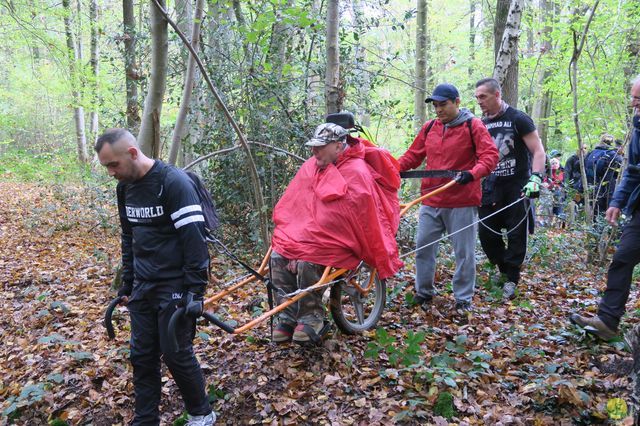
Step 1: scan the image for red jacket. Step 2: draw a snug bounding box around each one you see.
[272,140,402,279]
[398,117,498,208]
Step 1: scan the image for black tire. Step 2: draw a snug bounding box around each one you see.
[329,264,386,334]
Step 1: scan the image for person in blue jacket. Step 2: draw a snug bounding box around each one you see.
[571,76,640,340]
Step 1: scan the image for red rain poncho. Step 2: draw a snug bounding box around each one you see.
[271,139,402,279]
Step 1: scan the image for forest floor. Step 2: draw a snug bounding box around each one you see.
[1,179,639,425]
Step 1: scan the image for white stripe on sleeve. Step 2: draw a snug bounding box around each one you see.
[174,214,205,229]
[171,204,203,221]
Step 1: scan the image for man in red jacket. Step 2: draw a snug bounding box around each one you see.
[398,83,499,313]
[270,122,402,343]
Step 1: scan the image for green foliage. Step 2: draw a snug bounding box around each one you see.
[208,383,226,403]
[0,148,87,183]
[365,327,426,368]
[2,383,49,418]
[173,412,188,426]
[433,391,455,419]
[48,419,69,426]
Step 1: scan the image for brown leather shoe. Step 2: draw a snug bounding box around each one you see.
[569,313,618,341]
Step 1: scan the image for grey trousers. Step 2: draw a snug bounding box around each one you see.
[270,251,325,325]
[415,205,478,303]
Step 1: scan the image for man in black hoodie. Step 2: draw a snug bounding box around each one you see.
[96,129,215,426]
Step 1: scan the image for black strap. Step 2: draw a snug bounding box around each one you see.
[207,234,270,284]
[423,119,436,138]
[423,117,475,149]
[400,170,461,179]
[467,118,475,152]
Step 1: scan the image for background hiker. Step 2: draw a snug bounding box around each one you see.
[570,76,640,340]
[584,133,624,216]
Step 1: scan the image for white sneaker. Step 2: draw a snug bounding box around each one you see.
[186,412,216,426]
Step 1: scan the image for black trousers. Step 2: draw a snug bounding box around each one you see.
[127,285,210,425]
[478,186,530,285]
[598,211,640,330]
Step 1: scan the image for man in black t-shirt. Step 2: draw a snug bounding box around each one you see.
[474,78,547,301]
[96,129,215,425]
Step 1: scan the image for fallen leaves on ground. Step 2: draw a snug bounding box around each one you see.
[0,180,637,425]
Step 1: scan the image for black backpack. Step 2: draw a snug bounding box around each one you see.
[160,165,220,235]
[584,149,618,185]
[183,170,220,235]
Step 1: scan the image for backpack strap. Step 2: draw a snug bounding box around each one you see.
[466,118,475,152]
[423,119,436,138]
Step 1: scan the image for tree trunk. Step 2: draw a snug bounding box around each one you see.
[414,0,428,132]
[62,0,88,163]
[138,0,168,158]
[493,0,522,107]
[123,0,140,132]
[325,0,340,114]
[531,0,553,148]
[168,0,204,165]
[351,0,371,127]
[571,0,600,224]
[267,0,292,79]
[468,0,476,114]
[89,0,100,146]
[303,0,324,122]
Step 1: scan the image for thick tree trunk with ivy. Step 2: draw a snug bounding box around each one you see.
[123,0,140,132]
[325,0,340,114]
[414,0,428,132]
[138,0,168,158]
[493,0,522,107]
[168,0,203,165]
[62,0,88,163]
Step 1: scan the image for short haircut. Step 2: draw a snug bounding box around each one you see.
[475,78,501,93]
[95,128,131,153]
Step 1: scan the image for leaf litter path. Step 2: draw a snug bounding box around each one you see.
[0,180,636,425]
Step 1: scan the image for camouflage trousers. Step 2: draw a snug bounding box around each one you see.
[270,251,325,325]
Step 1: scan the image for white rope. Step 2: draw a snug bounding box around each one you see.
[479,199,531,236]
[400,196,527,259]
[281,277,344,299]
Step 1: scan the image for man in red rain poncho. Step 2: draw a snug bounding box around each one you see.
[270,122,402,344]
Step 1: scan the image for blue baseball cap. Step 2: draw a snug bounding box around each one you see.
[425,83,460,103]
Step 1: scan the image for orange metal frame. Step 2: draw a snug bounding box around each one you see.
[203,179,458,334]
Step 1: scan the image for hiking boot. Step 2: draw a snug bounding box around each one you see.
[454,300,472,313]
[293,320,325,344]
[186,412,216,426]
[414,294,433,311]
[569,313,618,341]
[502,282,516,301]
[272,321,295,343]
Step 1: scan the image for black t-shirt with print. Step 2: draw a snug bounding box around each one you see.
[481,106,536,204]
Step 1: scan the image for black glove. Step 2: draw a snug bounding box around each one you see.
[184,287,205,318]
[455,171,474,185]
[117,282,133,298]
